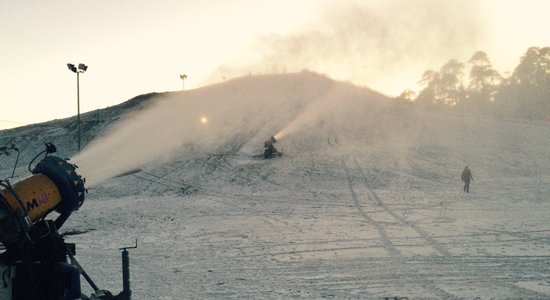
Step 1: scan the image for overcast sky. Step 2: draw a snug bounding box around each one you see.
[1,0,549,129]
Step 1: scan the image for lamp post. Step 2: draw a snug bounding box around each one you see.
[179,74,187,90]
[67,63,88,151]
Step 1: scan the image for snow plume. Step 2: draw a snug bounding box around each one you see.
[275,82,355,141]
[72,72,338,187]
[72,94,205,187]
[209,0,487,96]
[72,85,263,187]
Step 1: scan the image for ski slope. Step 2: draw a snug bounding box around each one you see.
[1,72,550,299]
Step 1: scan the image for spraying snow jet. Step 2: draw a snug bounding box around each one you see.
[74,107,246,187]
[274,93,332,141]
[72,73,333,187]
[72,88,262,187]
[71,95,200,187]
[274,82,357,141]
[71,72,394,187]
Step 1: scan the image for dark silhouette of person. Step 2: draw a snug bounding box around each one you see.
[461,166,474,193]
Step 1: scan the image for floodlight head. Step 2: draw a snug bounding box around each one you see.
[180,74,187,79]
[78,64,88,72]
[67,63,77,73]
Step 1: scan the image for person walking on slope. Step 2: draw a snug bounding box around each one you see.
[461,166,474,193]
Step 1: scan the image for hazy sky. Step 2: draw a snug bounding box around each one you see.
[1,0,549,130]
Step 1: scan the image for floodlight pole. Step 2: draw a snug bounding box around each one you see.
[77,71,81,151]
[67,63,87,151]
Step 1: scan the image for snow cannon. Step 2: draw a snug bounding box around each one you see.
[0,143,135,300]
[265,136,277,146]
[0,154,85,246]
[263,136,282,159]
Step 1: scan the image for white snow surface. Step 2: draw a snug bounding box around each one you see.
[1,72,550,299]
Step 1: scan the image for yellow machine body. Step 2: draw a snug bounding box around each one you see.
[0,174,62,224]
[0,153,88,300]
[0,155,85,245]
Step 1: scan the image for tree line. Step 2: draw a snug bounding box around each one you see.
[395,47,550,121]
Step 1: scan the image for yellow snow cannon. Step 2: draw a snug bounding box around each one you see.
[0,155,85,245]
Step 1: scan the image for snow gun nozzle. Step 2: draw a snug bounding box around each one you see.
[264,136,277,149]
[45,142,57,154]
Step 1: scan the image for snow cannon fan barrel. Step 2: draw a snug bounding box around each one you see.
[0,156,85,245]
[265,136,277,146]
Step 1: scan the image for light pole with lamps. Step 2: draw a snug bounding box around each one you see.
[67,63,88,151]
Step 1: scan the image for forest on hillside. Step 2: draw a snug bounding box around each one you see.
[395,46,550,121]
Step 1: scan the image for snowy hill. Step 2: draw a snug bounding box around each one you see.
[1,71,550,299]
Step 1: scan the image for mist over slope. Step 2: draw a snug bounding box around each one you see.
[77,71,550,198]
[72,71,393,187]
[2,71,548,196]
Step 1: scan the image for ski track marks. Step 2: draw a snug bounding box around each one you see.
[341,156,458,298]
[338,152,550,298]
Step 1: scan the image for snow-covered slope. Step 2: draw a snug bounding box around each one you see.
[1,71,549,299]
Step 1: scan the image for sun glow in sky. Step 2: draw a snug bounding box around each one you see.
[1,0,549,130]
